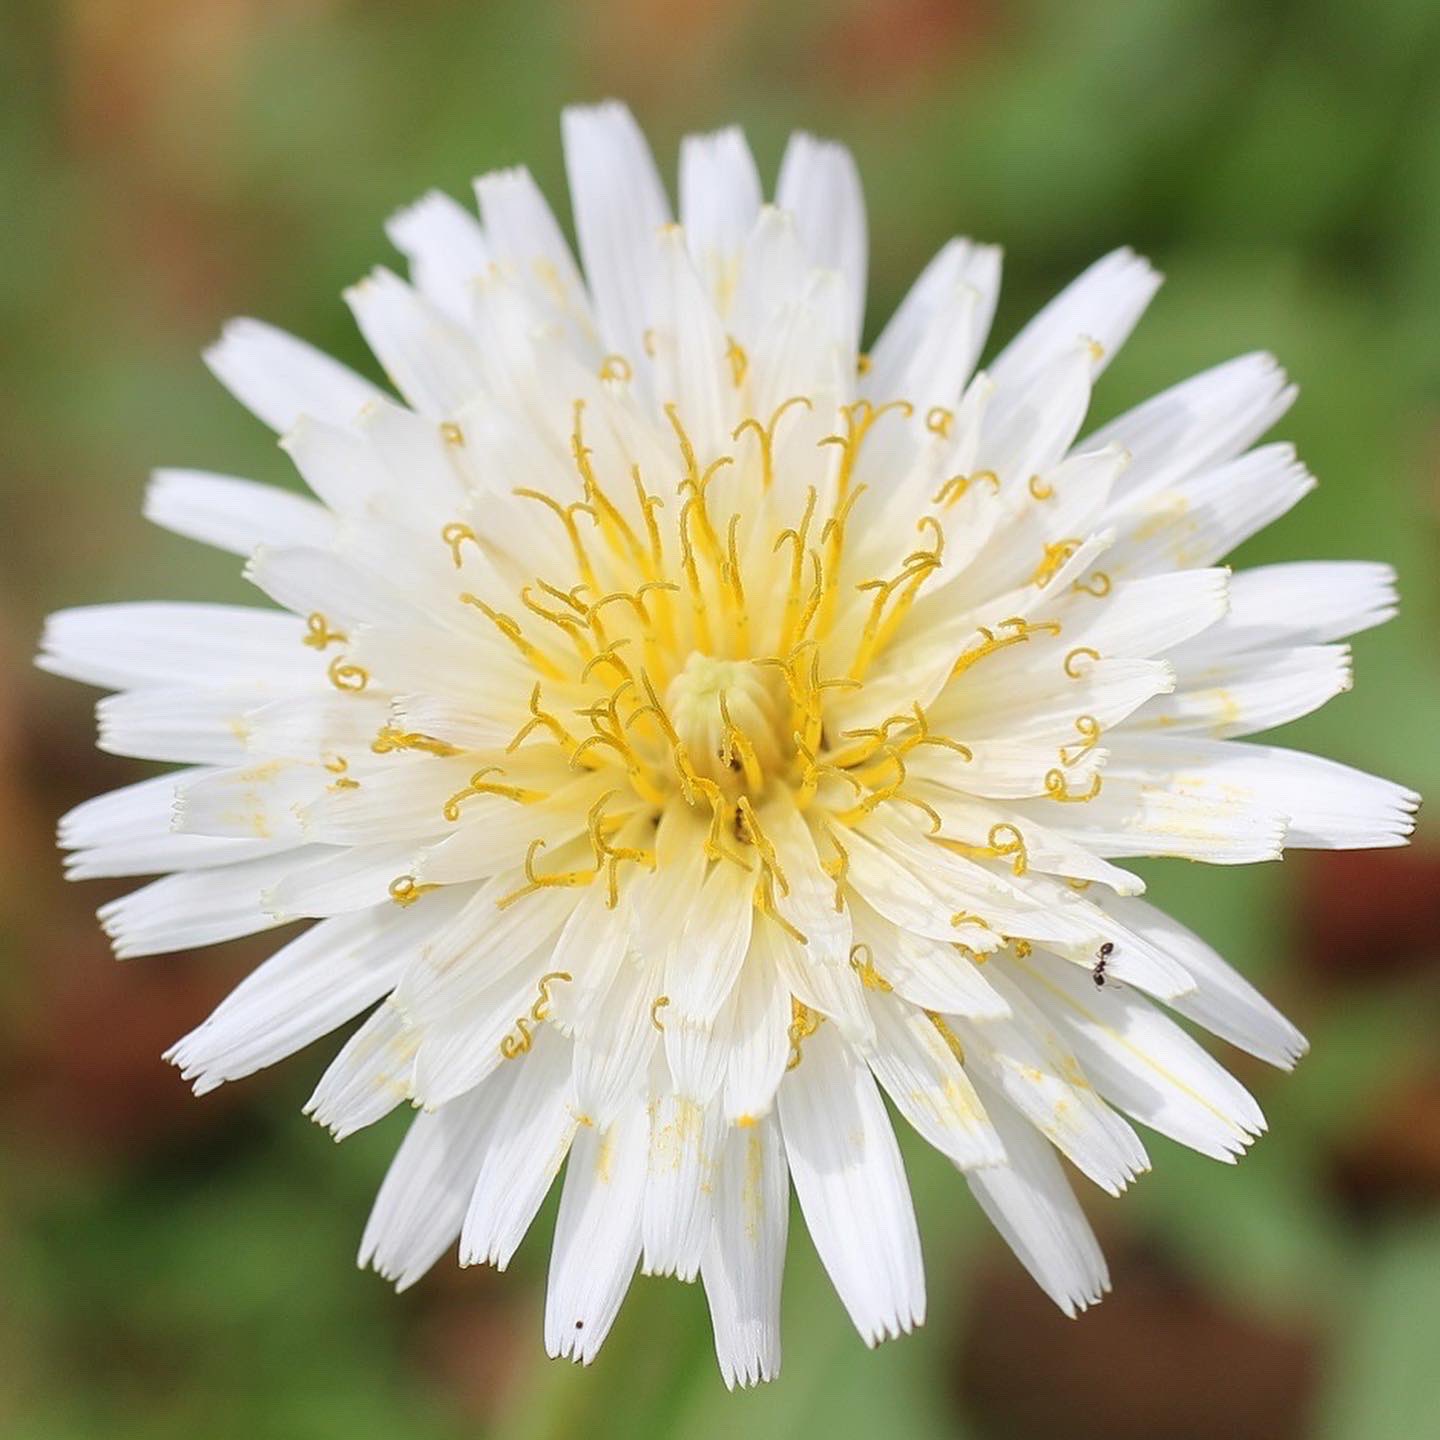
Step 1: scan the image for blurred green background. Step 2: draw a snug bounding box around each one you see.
[3,0,1439,1435]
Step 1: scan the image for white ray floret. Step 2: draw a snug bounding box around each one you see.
[44,102,1416,1388]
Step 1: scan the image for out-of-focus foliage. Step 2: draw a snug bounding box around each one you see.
[1,2,1437,1436]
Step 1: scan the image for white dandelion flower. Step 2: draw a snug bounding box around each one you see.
[44,102,1416,1386]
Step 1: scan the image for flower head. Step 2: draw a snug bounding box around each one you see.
[43,102,1416,1386]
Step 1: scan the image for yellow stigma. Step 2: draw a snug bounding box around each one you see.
[337,386,1038,925]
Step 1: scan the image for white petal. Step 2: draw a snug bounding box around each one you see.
[764,793,853,972]
[775,131,867,349]
[275,411,389,519]
[98,849,317,959]
[60,768,203,849]
[144,469,335,556]
[861,984,1005,1171]
[979,342,1095,486]
[242,691,394,758]
[649,226,732,461]
[64,832,282,881]
[572,951,662,1129]
[545,1107,647,1364]
[1176,560,1398,657]
[1103,443,1314,577]
[474,166,596,358]
[385,190,491,322]
[665,979,740,1108]
[679,126,762,314]
[1091,352,1295,500]
[990,247,1161,392]
[59,768,285,877]
[848,897,1010,1019]
[701,1116,788,1388]
[1007,872,1195,999]
[262,841,420,920]
[175,759,327,844]
[845,814,1100,950]
[641,1082,724,1281]
[295,754,477,846]
[167,898,454,1093]
[561,101,671,362]
[865,238,1000,406]
[633,800,709,959]
[728,205,808,353]
[952,968,1149,1195]
[304,997,418,1139]
[353,396,470,514]
[1099,894,1308,1068]
[460,1026,578,1269]
[1135,644,1351,738]
[393,876,574,1023]
[1106,735,1417,850]
[664,856,754,1029]
[1011,951,1265,1162]
[407,948,562,1111]
[358,1082,493,1290]
[722,946,792,1124]
[745,268,850,415]
[1061,568,1230,660]
[1008,772,1286,866]
[841,823,967,941]
[97,686,255,765]
[344,267,489,416]
[964,1073,1110,1316]
[38,603,314,691]
[915,789,1144,898]
[778,1022,925,1345]
[204,318,385,432]
[544,879,636,1034]
[244,543,437,642]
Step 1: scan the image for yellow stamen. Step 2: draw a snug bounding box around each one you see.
[850,943,893,991]
[441,522,479,569]
[458,593,568,682]
[732,395,812,493]
[327,656,369,693]
[785,999,822,1069]
[725,335,748,388]
[1073,571,1112,597]
[1064,646,1101,679]
[370,727,461,758]
[442,766,546,822]
[1032,538,1082,587]
[388,875,440,907]
[496,838,599,910]
[1044,768,1103,803]
[1057,715,1101,766]
[303,612,347,650]
[950,618,1062,682]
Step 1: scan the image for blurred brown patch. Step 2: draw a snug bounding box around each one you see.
[54,0,336,327]
[406,1264,530,1425]
[578,0,759,110]
[821,0,994,97]
[954,1243,1318,1440]
[1296,848,1440,984]
[1330,1065,1440,1220]
[3,923,273,1163]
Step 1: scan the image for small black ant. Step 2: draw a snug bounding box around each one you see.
[1092,941,1114,988]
